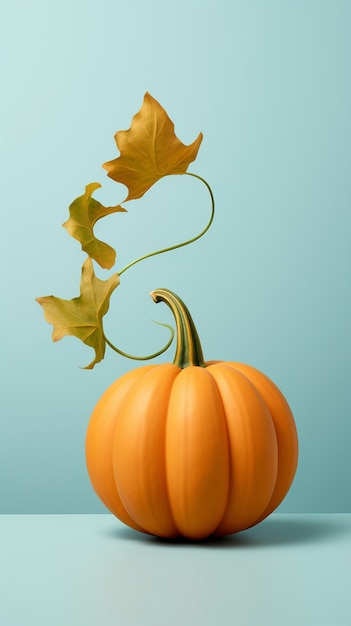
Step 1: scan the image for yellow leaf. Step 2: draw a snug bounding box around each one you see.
[62,182,126,269]
[36,258,119,369]
[102,92,203,201]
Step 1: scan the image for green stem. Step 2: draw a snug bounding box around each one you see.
[103,321,174,361]
[118,172,215,277]
[150,288,205,368]
[104,172,214,362]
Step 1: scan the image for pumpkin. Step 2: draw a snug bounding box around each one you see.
[86,288,298,540]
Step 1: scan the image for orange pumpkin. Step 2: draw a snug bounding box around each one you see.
[86,289,298,540]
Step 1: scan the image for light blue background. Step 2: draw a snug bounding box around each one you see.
[1,0,350,513]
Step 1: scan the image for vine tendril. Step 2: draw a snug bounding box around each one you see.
[118,173,215,276]
[104,172,215,361]
[103,321,174,361]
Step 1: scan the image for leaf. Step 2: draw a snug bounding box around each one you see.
[102,92,203,201]
[62,182,127,269]
[36,258,119,369]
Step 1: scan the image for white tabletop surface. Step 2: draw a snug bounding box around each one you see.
[1,513,350,626]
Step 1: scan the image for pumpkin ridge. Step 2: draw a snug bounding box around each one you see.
[112,363,181,537]
[206,362,278,535]
[86,364,157,533]
[110,365,161,534]
[165,366,230,539]
[223,362,281,522]
[223,362,298,523]
[204,365,233,532]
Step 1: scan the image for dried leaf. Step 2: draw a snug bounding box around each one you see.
[63,182,126,269]
[103,92,203,201]
[36,258,119,369]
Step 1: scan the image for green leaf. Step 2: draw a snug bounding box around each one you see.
[63,182,127,269]
[36,258,119,369]
[103,92,203,201]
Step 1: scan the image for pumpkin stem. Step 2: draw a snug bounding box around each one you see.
[150,288,206,368]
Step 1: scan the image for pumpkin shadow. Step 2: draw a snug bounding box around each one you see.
[107,515,349,548]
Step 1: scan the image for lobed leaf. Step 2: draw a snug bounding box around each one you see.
[63,182,126,269]
[36,258,120,369]
[102,92,203,201]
